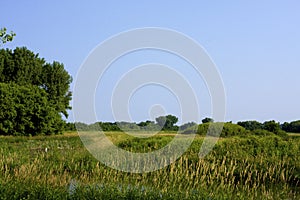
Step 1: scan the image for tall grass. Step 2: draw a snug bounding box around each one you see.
[0,133,299,199]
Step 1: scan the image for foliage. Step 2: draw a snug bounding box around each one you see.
[137,120,161,131]
[41,62,72,118]
[64,122,77,132]
[195,122,249,137]
[201,117,214,123]
[99,122,122,131]
[0,83,63,136]
[263,120,281,133]
[0,28,16,45]
[237,120,263,131]
[74,122,91,131]
[179,122,198,134]
[238,120,288,136]
[72,115,179,132]
[137,120,154,127]
[0,47,72,135]
[282,120,300,133]
[70,119,291,138]
[73,121,162,132]
[155,115,179,131]
[251,129,275,136]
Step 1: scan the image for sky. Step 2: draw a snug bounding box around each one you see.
[1,0,300,124]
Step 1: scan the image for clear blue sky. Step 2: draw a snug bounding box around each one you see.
[1,1,300,124]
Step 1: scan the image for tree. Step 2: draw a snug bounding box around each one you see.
[156,116,166,128]
[0,83,63,136]
[0,47,72,136]
[237,120,263,131]
[98,122,121,131]
[42,61,72,117]
[202,117,214,123]
[0,47,45,84]
[0,47,72,118]
[64,122,76,131]
[289,120,300,133]
[281,120,300,133]
[179,122,198,134]
[263,120,280,134]
[138,120,154,127]
[281,122,290,132]
[155,115,178,131]
[0,28,16,44]
[179,122,197,131]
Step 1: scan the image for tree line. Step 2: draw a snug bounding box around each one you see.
[66,115,181,132]
[66,116,300,137]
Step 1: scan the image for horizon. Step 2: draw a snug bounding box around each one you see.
[72,117,298,126]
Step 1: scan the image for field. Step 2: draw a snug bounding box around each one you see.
[0,132,300,199]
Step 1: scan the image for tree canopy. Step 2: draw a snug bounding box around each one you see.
[237,120,263,131]
[202,117,214,123]
[155,115,178,131]
[0,47,72,135]
[281,120,300,133]
[0,83,63,136]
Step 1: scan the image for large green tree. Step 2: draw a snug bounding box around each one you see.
[0,47,72,135]
[0,47,72,117]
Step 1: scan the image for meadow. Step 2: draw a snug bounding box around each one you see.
[0,132,299,199]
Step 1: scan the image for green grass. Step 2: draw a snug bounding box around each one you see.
[0,132,299,199]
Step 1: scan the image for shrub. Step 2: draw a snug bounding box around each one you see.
[195,122,249,137]
[251,129,275,136]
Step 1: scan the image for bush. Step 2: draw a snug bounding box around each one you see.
[237,120,263,131]
[251,129,275,136]
[195,122,249,137]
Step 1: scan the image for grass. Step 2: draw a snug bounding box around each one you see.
[0,132,299,199]
[288,133,300,138]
